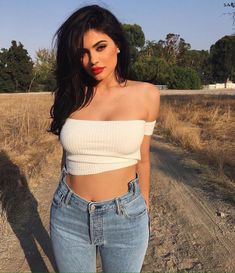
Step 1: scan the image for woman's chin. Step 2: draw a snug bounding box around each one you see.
[93,74,105,80]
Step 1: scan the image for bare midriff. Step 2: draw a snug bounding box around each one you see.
[65,164,138,202]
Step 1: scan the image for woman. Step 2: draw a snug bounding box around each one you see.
[48,4,160,273]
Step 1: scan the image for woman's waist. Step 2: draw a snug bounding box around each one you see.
[64,164,138,202]
[65,158,138,176]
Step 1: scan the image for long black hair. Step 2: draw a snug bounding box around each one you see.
[47,4,130,138]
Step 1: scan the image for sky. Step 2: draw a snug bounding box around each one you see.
[0,0,233,60]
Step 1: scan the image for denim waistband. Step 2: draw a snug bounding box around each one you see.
[58,165,142,213]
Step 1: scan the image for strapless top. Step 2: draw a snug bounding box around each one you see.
[60,119,156,175]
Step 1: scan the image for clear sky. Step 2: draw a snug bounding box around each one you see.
[0,0,233,60]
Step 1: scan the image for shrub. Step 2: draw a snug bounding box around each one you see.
[167,66,202,89]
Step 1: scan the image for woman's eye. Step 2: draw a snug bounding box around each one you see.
[97,45,106,51]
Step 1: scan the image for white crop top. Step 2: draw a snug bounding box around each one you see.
[60,118,156,175]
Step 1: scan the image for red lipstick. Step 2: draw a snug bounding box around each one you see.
[91,67,105,75]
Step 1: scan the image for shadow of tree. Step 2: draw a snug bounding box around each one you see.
[0,150,58,272]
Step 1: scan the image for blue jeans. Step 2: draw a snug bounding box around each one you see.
[49,165,151,273]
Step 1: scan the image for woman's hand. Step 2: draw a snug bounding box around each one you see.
[144,199,150,213]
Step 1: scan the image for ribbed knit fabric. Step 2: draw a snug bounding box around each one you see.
[60,119,156,175]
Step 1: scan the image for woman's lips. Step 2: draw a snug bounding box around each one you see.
[91,67,105,75]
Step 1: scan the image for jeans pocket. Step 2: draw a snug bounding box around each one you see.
[52,186,65,209]
[122,194,147,219]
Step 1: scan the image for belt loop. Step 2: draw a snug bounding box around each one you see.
[64,190,72,205]
[114,198,121,215]
[62,164,68,175]
[60,166,65,178]
[61,165,69,182]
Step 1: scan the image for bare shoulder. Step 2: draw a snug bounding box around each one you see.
[125,80,160,121]
[145,82,160,103]
[124,80,145,97]
[125,79,142,88]
[135,81,160,121]
[128,80,159,96]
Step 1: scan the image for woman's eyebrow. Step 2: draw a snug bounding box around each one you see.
[83,40,107,49]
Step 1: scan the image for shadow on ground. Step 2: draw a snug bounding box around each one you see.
[0,150,58,272]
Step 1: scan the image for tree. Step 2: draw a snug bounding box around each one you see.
[0,40,33,92]
[158,33,191,65]
[132,54,170,84]
[139,40,164,59]
[122,24,145,64]
[167,66,201,89]
[30,48,56,91]
[180,50,213,84]
[210,35,235,84]
[0,49,15,92]
[131,55,156,82]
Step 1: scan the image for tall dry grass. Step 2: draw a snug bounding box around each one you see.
[0,93,62,262]
[0,93,60,187]
[158,95,235,181]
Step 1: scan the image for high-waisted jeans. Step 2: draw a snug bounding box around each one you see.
[49,165,151,273]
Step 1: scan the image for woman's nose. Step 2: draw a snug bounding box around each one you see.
[89,52,98,65]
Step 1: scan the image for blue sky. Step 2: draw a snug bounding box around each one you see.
[0,0,233,60]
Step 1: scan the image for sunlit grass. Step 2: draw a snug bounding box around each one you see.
[158,95,235,182]
[0,93,60,186]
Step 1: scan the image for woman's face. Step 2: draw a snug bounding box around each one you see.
[80,29,120,80]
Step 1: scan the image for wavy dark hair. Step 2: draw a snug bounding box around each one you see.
[47,4,130,138]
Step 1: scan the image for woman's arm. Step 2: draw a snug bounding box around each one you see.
[137,84,160,212]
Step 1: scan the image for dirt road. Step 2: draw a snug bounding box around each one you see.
[143,134,235,272]
[0,134,235,272]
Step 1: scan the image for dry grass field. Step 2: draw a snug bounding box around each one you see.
[158,94,235,183]
[0,93,60,188]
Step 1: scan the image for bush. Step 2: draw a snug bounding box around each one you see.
[167,66,202,89]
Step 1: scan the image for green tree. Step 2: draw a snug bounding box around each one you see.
[0,40,33,92]
[159,33,191,65]
[180,50,213,84]
[30,48,56,91]
[132,54,169,84]
[210,35,235,84]
[0,48,15,92]
[122,23,145,64]
[139,40,164,59]
[167,66,201,89]
[132,55,157,82]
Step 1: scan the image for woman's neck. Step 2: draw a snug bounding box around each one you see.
[95,74,125,95]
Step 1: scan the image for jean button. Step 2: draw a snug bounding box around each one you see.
[90,204,96,211]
